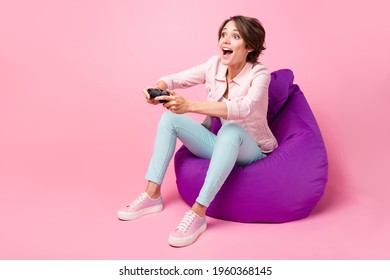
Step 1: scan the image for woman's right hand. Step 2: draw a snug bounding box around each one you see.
[143,80,168,105]
[143,87,160,105]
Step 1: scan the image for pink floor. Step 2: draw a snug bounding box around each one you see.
[1,1,390,260]
[1,157,389,260]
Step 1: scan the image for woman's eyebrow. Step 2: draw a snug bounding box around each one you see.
[223,27,239,32]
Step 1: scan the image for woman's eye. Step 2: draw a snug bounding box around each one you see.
[221,32,240,39]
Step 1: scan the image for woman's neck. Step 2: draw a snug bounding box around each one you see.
[226,60,247,82]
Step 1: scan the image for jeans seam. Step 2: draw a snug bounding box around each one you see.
[156,128,177,183]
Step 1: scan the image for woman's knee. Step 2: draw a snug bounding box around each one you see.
[158,111,181,129]
[217,123,245,142]
[159,110,175,124]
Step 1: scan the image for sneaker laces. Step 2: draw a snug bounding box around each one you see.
[175,211,196,233]
[128,192,148,209]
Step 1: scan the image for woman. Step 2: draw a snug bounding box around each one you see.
[117,15,278,247]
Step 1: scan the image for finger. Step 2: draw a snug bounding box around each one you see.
[156,95,174,102]
[143,87,153,99]
[166,89,176,96]
[143,92,150,99]
[147,99,159,105]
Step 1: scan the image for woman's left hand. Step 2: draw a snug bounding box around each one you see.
[156,89,190,114]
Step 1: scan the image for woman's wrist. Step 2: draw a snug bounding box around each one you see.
[186,100,195,113]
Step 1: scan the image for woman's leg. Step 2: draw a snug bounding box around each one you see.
[145,112,266,208]
[118,111,215,221]
[168,121,266,247]
[196,122,266,207]
[145,111,216,186]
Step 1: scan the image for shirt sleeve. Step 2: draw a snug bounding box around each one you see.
[157,57,215,90]
[224,71,270,120]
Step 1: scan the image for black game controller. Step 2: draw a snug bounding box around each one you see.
[147,88,170,103]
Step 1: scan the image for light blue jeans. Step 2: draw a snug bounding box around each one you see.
[145,111,266,207]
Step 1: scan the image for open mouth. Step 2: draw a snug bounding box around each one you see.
[222,48,233,55]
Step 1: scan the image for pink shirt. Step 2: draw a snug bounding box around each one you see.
[159,55,278,153]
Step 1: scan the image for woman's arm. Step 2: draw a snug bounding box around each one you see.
[143,58,210,106]
[224,72,270,120]
[157,58,211,90]
[187,100,227,119]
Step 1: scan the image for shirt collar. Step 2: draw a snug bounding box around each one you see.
[232,62,253,85]
[215,63,227,82]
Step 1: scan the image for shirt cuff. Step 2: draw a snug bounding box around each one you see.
[224,99,240,120]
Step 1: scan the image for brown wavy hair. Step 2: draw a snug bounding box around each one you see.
[218,15,266,63]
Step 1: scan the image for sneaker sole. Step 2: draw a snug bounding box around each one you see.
[117,204,163,221]
[168,223,207,247]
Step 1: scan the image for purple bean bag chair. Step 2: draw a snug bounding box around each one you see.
[174,69,328,223]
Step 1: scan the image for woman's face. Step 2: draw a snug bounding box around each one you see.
[218,20,251,67]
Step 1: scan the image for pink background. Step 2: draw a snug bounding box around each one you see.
[1,0,390,259]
